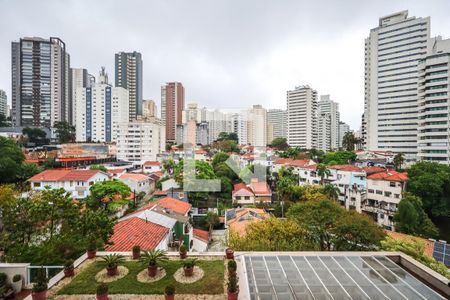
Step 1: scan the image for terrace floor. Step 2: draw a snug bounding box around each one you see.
[49,256,226,299]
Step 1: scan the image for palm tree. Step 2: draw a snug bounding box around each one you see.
[393,153,405,170]
[322,184,340,201]
[342,131,356,151]
[316,164,331,185]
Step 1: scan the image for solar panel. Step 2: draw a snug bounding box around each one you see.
[432,240,450,267]
[243,254,445,300]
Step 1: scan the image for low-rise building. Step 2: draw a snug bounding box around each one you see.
[362,170,408,230]
[142,161,162,173]
[118,173,152,196]
[29,169,109,199]
[225,208,270,236]
[232,183,255,205]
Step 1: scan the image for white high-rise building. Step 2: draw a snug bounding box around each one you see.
[267,109,287,142]
[363,11,430,161]
[247,105,267,147]
[116,119,165,163]
[75,68,129,142]
[231,111,248,145]
[0,90,7,118]
[417,37,450,164]
[287,85,318,149]
[142,99,157,118]
[317,113,331,152]
[318,95,340,150]
[70,68,92,126]
[338,122,351,149]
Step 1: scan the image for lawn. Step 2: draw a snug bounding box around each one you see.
[58,259,225,295]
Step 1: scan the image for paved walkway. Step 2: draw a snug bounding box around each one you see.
[208,229,227,252]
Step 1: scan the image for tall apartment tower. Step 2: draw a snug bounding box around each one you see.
[287,85,318,149]
[75,68,129,142]
[0,90,7,118]
[247,105,267,147]
[69,68,92,125]
[161,82,185,144]
[363,11,430,161]
[142,99,157,118]
[318,95,340,150]
[11,37,70,127]
[317,113,331,152]
[115,51,143,120]
[417,37,450,164]
[267,109,287,142]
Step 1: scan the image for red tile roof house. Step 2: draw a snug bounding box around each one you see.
[232,183,256,205]
[192,228,210,252]
[28,169,109,199]
[142,161,162,174]
[249,178,273,203]
[363,170,408,231]
[116,197,198,251]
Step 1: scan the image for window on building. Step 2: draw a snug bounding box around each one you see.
[33,182,41,187]
[389,182,396,187]
[368,189,374,193]
[394,194,400,199]
[384,191,392,197]
[376,190,382,195]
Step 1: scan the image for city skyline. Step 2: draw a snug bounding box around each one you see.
[1,1,450,130]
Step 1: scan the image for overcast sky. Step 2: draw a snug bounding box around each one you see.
[1,0,450,129]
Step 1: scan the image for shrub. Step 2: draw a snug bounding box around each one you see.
[64,259,74,270]
[96,283,108,295]
[140,250,168,267]
[100,254,125,268]
[227,274,239,293]
[132,245,141,253]
[228,260,237,271]
[183,258,197,268]
[87,240,97,251]
[12,274,21,282]
[179,244,187,253]
[165,284,175,295]
[0,273,7,286]
[32,268,48,293]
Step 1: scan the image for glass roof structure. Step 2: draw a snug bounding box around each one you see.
[243,254,445,300]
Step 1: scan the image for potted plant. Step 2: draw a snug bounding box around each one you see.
[87,240,97,259]
[227,274,239,300]
[12,274,23,293]
[31,268,48,300]
[101,254,125,276]
[225,248,234,259]
[63,259,75,277]
[132,245,141,259]
[183,258,197,277]
[164,284,175,300]
[96,283,108,300]
[179,244,187,259]
[228,260,237,276]
[0,272,7,287]
[140,250,168,277]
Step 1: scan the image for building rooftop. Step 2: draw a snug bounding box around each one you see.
[28,169,105,182]
[135,196,192,215]
[367,170,408,182]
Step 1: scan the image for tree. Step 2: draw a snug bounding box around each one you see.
[212,152,230,169]
[394,193,439,238]
[216,132,238,142]
[316,164,331,185]
[321,184,340,201]
[228,218,316,251]
[287,200,385,251]
[393,153,405,170]
[277,147,301,159]
[205,212,220,233]
[90,164,107,172]
[54,121,75,144]
[0,137,25,183]
[89,180,131,209]
[342,131,356,151]
[322,151,356,165]
[0,114,10,127]
[22,127,49,146]
[0,184,17,209]
[407,161,450,218]
[211,140,239,153]
[270,137,288,150]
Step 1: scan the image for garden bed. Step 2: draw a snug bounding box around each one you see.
[56,259,225,296]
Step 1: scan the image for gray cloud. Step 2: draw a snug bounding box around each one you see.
[1,0,450,129]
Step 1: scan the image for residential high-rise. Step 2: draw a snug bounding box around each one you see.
[267,109,287,142]
[161,82,185,144]
[69,68,92,125]
[417,37,450,164]
[75,68,129,142]
[338,121,351,149]
[247,105,267,147]
[116,119,165,163]
[115,51,143,120]
[11,37,70,127]
[231,111,248,145]
[317,113,331,152]
[287,85,318,149]
[142,99,157,118]
[0,90,7,118]
[363,11,430,161]
[318,95,340,150]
